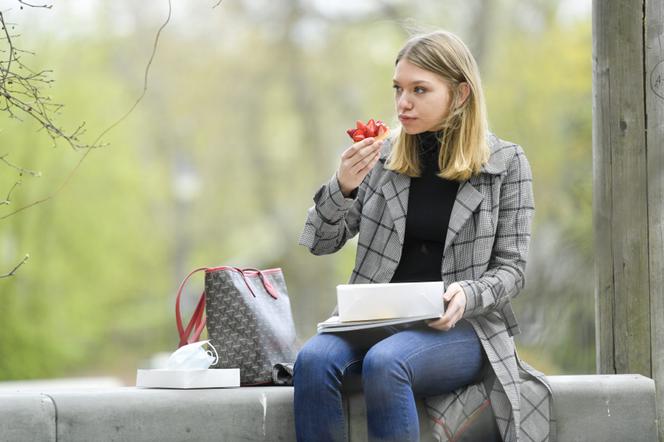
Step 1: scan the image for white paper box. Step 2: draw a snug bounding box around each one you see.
[337,281,445,322]
[136,369,240,389]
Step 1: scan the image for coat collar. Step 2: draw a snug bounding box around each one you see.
[378,133,507,248]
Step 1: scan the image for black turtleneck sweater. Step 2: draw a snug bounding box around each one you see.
[390,131,460,283]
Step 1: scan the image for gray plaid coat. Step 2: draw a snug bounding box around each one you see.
[299,134,555,441]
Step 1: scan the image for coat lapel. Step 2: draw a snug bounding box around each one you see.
[378,133,506,251]
[443,135,509,255]
[444,181,484,256]
[381,172,410,245]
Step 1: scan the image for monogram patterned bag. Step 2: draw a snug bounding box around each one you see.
[175,266,299,385]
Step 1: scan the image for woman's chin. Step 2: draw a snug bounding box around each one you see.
[401,123,438,135]
[401,126,421,135]
[404,128,427,135]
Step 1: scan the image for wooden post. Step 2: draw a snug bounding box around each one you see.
[593,0,664,439]
[646,1,664,440]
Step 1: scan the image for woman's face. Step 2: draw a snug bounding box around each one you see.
[393,59,454,134]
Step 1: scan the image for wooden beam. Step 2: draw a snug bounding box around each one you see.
[645,1,664,440]
[594,0,663,439]
[592,0,651,376]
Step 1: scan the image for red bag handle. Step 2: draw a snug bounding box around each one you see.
[175,267,208,347]
[175,266,279,347]
[238,267,279,300]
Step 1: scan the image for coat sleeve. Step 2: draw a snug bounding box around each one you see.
[459,146,535,322]
[298,173,365,256]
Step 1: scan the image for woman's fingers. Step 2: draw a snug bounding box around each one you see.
[341,137,375,161]
[441,302,461,326]
[356,151,381,175]
[351,149,381,175]
[443,282,463,302]
[337,138,382,197]
[427,291,464,331]
[345,140,382,171]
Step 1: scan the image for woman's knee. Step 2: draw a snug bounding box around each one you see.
[294,334,355,381]
[295,338,330,374]
[362,343,410,385]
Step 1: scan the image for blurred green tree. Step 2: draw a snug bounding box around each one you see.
[0,0,593,382]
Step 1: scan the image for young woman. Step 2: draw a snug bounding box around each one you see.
[295,30,553,442]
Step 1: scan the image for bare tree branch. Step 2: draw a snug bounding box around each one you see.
[0,0,174,280]
[0,253,29,278]
[17,0,52,9]
[1,180,21,205]
[0,153,40,205]
[0,11,100,150]
[0,153,41,177]
[91,0,173,146]
[1,0,174,220]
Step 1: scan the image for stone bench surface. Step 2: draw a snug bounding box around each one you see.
[0,374,657,442]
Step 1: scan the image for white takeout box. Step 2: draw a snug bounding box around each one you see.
[136,368,240,389]
[337,281,445,322]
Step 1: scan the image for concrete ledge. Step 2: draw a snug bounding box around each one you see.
[0,375,656,441]
[0,392,56,442]
[349,375,657,441]
[549,374,657,441]
[52,387,295,442]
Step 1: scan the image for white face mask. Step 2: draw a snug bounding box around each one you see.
[165,340,219,370]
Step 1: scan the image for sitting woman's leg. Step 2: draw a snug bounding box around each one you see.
[361,320,485,442]
[293,328,392,442]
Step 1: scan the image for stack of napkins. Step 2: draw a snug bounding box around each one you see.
[318,281,445,333]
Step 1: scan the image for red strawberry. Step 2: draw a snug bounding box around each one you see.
[346,118,390,142]
[366,118,377,136]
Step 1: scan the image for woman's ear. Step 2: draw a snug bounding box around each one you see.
[457,82,471,107]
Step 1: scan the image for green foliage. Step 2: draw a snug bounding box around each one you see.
[0,1,594,381]
[483,19,594,373]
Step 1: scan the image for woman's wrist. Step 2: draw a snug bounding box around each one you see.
[336,174,357,198]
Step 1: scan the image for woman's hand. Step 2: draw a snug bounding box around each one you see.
[427,282,467,331]
[336,137,383,197]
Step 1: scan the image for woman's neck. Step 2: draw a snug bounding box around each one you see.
[416,130,444,154]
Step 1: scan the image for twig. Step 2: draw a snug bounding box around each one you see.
[1,0,173,220]
[0,153,40,205]
[18,1,52,9]
[91,0,173,146]
[1,180,21,205]
[0,153,41,176]
[0,11,98,150]
[0,254,30,278]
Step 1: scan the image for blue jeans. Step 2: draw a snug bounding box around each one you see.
[293,320,485,442]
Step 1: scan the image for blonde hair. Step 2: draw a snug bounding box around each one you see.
[386,31,489,181]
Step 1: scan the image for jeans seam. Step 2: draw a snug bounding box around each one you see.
[342,357,362,442]
[341,357,363,376]
[398,335,480,441]
[403,335,480,367]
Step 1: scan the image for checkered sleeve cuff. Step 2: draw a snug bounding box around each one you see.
[312,174,357,223]
[458,280,483,318]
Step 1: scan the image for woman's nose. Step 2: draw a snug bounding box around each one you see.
[397,93,413,112]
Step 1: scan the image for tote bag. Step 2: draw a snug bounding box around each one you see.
[176,266,299,385]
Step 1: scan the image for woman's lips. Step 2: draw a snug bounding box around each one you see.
[399,115,416,123]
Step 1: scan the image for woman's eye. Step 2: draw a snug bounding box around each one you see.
[393,85,402,93]
[414,86,426,94]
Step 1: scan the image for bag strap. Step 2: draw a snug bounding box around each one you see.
[238,267,279,299]
[232,266,257,298]
[175,267,208,347]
